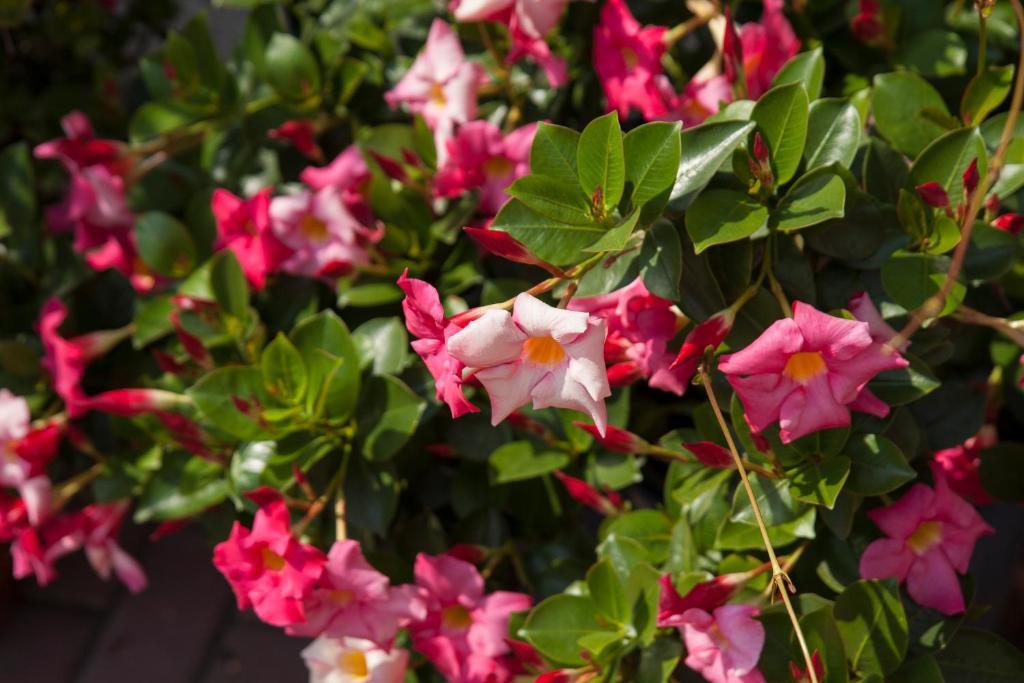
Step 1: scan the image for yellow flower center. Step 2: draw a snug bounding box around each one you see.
[482,156,514,178]
[441,603,473,629]
[622,46,639,68]
[782,351,827,383]
[329,589,355,606]
[430,82,447,106]
[260,547,286,571]
[337,649,369,678]
[906,521,943,555]
[523,336,566,365]
[299,214,329,241]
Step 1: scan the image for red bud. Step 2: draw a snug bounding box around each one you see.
[790,651,825,683]
[752,132,769,165]
[463,227,566,276]
[683,441,734,469]
[368,150,408,183]
[267,120,323,162]
[963,158,980,197]
[915,181,950,208]
[573,421,648,453]
[722,8,744,86]
[993,213,1024,235]
[553,471,623,516]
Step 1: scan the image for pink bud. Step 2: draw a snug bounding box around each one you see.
[368,150,408,182]
[446,544,487,564]
[722,8,744,84]
[75,388,189,417]
[915,181,950,208]
[986,193,1001,214]
[993,213,1024,235]
[267,120,323,162]
[682,441,734,469]
[963,158,980,197]
[752,132,769,166]
[790,651,825,683]
[244,486,284,508]
[573,421,649,453]
[463,226,565,276]
[553,471,622,516]
[671,311,735,371]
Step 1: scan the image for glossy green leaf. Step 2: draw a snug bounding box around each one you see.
[750,82,809,185]
[583,208,640,252]
[774,167,847,232]
[936,627,1024,682]
[136,453,229,522]
[895,29,967,77]
[489,441,569,483]
[530,122,580,180]
[506,175,596,226]
[771,47,825,100]
[135,211,197,278]
[492,199,605,266]
[872,72,956,156]
[352,317,409,376]
[908,127,987,206]
[210,251,250,319]
[881,251,965,318]
[264,33,321,102]
[624,120,682,219]
[189,366,281,440]
[962,65,1014,126]
[521,594,607,666]
[845,435,916,496]
[344,457,400,536]
[799,607,849,683]
[290,310,361,421]
[639,220,683,300]
[261,332,308,404]
[834,579,909,676]
[668,120,754,212]
[355,375,426,461]
[805,99,861,170]
[586,559,630,625]
[578,112,625,211]
[686,189,769,252]
[637,636,683,683]
[787,456,851,509]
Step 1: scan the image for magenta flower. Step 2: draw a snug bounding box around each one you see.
[670,309,735,386]
[288,539,426,645]
[213,497,326,626]
[719,302,908,443]
[678,605,766,683]
[593,0,672,119]
[0,391,54,526]
[674,74,733,126]
[932,426,996,505]
[78,502,147,593]
[552,470,623,516]
[738,0,799,99]
[848,291,906,350]
[447,293,611,434]
[860,464,994,615]
[385,19,486,157]
[434,121,535,215]
[410,553,531,683]
[269,186,382,279]
[398,270,479,418]
[267,119,323,162]
[302,636,409,683]
[211,189,293,290]
[301,145,370,195]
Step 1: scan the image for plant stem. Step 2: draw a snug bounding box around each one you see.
[954,304,1024,347]
[699,360,818,683]
[978,9,988,76]
[887,0,1024,352]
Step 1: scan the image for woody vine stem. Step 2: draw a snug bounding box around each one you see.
[698,360,818,683]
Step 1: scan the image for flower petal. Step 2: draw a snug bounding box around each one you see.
[447,310,526,368]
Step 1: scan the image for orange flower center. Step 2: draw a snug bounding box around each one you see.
[337,649,369,678]
[523,336,566,365]
[906,521,943,555]
[622,47,639,68]
[783,351,827,383]
[441,603,473,629]
[329,589,355,606]
[299,214,329,241]
[430,82,446,106]
[482,156,514,178]
[260,547,286,571]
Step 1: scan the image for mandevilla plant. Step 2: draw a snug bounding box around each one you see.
[4,0,1024,681]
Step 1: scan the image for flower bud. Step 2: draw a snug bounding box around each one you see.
[573,421,649,453]
[915,181,950,208]
[963,158,980,197]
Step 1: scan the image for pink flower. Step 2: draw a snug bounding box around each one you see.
[860,464,994,615]
[268,119,323,162]
[447,293,611,434]
[435,121,535,215]
[269,186,382,279]
[211,189,293,290]
[0,391,57,526]
[678,605,766,683]
[385,19,486,154]
[570,279,688,395]
[302,146,370,194]
[670,309,735,386]
[932,426,996,505]
[213,497,326,626]
[302,636,409,683]
[34,111,127,177]
[410,553,531,683]
[552,470,623,515]
[398,270,479,418]
[738,0,799,99]
[719,302,908,443]
[848,292,906,350]
[593,0,673,119]
[851,1,885,44]
[657,568,768,628]
[78,502,147,593]
[674,75,733,127]
[288,540,426,645]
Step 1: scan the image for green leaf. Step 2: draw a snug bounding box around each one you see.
[844,434,915,496]
[229,441,275,493]
[583,208,640,253]
[355,375,425,461]
[962,65,1014,126]
[530,122,580,180]
[521,594,608,666]
[352,317,409,376]
[870,352,941,405]
[601,510,673,563]
[639,220,683,300]
[787,455,851,509]
[489,441,569,483]
[890,655,944,683]
[261,333,307,404]
[750,82,809,185]
[881,251,965,318]
[210,251,250,318]
[805,99,861,170]
[129,102,194,143]
[730,475,802,526]
[506,175,596,225]
[135,452,229,522]
[686,189,769,253]
[637,636,683,683]
[834,579,909,676]
[0,143,35,240]
[264,33,321,103]
[936,627,1024,682]
[668,120,754,212]
[578,112,625,211]
[799,607,849,683]
[895,29,967,77]
[344,457,399,536]
[872,72,956,156]
[771,47,825,100]
[492,199,605,266]
[624,120,682,220]
[189,366,281,440]
[773,167,846,232]
[337,282,403,308]
[908,127,987,206]
[586,559,630,625]
[289,310,361,422]
[978,443,1024,502]
[135,212,197,278]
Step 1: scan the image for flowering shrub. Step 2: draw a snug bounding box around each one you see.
[4,0,1024,681]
